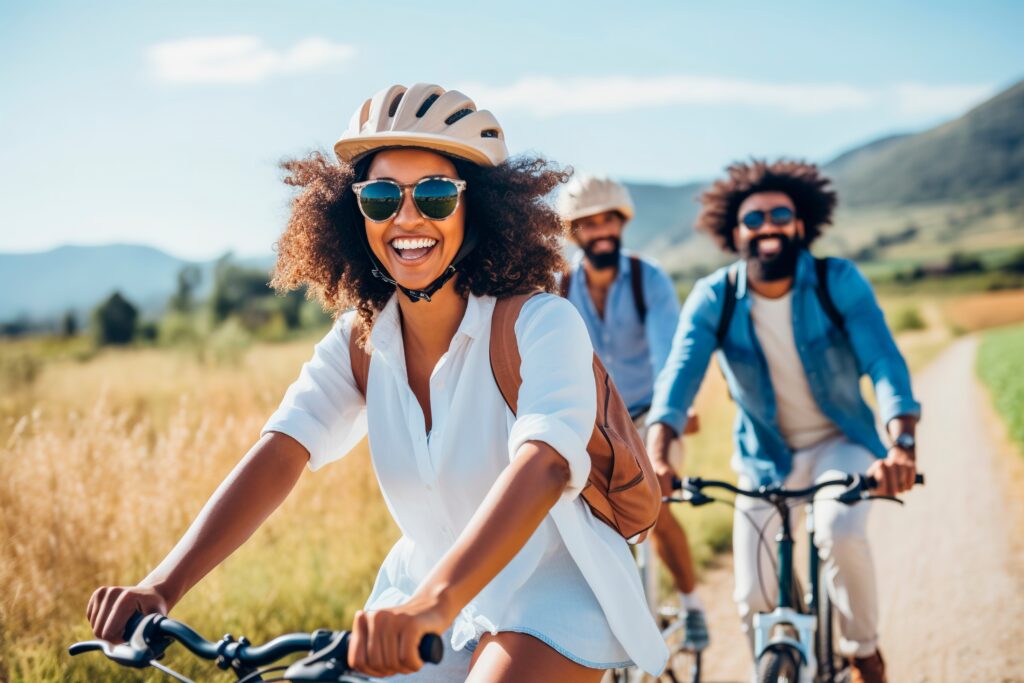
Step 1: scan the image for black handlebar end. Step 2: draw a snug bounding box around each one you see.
[419,633,443,664]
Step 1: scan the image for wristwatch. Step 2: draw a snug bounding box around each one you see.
[892,432,916,451]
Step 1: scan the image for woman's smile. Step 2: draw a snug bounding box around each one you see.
[390,236,440,263]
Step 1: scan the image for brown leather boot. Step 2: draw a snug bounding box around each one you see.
[849,649,887,683]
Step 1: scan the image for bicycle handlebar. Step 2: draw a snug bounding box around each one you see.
[69,612,443,680]
[670,472,925,505]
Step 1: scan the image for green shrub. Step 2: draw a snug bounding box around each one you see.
[891,306,927,332]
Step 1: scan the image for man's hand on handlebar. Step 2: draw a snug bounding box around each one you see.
[867,448,917,497]
[645,422,682,497]
[86,584,169,644]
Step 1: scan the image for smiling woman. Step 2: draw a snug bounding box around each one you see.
[83,83,668,683]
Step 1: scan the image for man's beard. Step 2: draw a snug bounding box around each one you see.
[742,234,800,281]
[582,236,621,270]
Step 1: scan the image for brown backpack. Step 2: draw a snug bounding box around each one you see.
[348,293,662,543]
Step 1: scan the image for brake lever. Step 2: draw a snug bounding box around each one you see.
[68,612,171,668]
[67,639,151,668]
[284,631,351,682]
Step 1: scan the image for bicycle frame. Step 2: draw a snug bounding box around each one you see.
[751,494,818,683]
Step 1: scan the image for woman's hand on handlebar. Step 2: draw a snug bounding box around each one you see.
[86,584,169,643]
[348,593,452,678]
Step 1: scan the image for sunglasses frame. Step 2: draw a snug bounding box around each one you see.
[352,176,468,223]
[739,205,797,231]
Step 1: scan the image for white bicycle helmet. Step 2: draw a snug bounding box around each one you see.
[334,83,509,167]
[557,173,635,224]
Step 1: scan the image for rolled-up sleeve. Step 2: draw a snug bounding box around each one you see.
[261,312,368,471]
[507,295,597,500]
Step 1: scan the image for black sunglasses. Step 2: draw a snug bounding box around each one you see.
[352,176,467,223]
[740,206,796,230]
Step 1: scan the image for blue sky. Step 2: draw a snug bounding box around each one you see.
[1,0,1022,259]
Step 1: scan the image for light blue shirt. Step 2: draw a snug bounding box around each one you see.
[564,250,681,416]
[647,250,921,486]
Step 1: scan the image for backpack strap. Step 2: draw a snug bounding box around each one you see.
[715,263,739,348]
[628,255,647,324]
[489,293,544,414]
[558,268,572,298]
[814,257,846,334]
[348,318,371,398]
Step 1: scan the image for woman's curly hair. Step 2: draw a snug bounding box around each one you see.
[696,159,838,252]
[271,150,570,330]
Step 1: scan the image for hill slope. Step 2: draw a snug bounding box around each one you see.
[825,79,1024,207]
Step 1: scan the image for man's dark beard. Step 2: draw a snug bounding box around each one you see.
[742,234,800,281]
[582,236,621,270]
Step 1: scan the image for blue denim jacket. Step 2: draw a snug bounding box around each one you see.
[564,250,680,416]
[647,250,921,485]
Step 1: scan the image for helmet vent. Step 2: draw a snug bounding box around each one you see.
[480,129,500,138]
[388,92,404,117]
[416,94,440,117]
[444,109,473,125]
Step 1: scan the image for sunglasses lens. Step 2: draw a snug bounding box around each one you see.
[770,207,795,226]
[742,211,766,229]
[359,182,402,221]
[414,178,461,220]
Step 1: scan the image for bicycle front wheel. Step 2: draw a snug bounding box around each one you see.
[661,648,701,683]
[756,647,800,683]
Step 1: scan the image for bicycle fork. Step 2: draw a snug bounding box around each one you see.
[752,501,817,683]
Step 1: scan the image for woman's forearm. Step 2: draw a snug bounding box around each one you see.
[139,431,309,607]
[413,440,571,620]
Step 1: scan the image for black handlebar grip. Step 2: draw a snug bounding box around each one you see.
[864,472,926,490]
[122,610,144,642]
[419,633,443,664]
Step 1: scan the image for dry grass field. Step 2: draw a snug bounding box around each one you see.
[2,288,1021,681]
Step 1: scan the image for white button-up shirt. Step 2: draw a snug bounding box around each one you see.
[263,293,667,675]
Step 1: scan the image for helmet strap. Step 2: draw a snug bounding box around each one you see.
[363,226,480,303]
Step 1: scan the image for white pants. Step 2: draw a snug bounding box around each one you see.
[733,436,879,659]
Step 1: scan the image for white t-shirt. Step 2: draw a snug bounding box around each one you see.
[748,291,842,451]
[262,292,667,675]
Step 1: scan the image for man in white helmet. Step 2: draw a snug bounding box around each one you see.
[557,174,709,652]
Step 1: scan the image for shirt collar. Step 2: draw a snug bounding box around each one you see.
[369,292,492,368]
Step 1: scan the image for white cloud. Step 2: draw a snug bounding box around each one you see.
[890,83,995,118]
[149,36,356,84]
[459,75,994,119]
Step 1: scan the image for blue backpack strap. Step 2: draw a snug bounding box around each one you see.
[715,263,739,348]
[814,257,846,334]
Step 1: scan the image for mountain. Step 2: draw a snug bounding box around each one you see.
[619,77,1024,270]
[621,181,704,252]
[824,79,1024,207]
[0,245,274,323]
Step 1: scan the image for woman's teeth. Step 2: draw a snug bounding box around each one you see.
[391,237,438,261]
